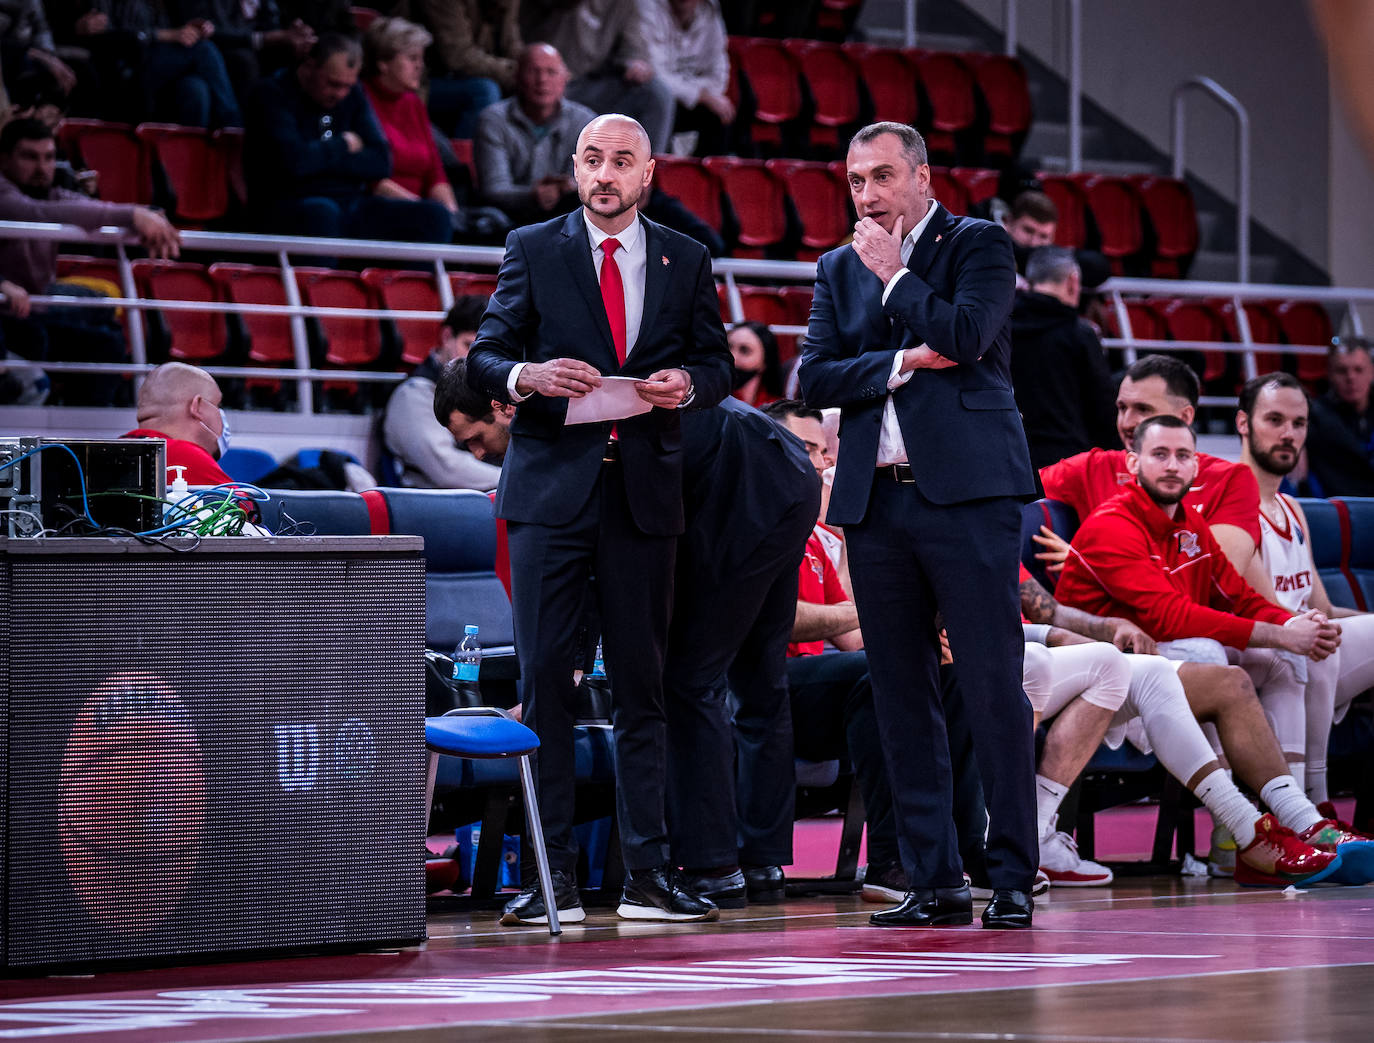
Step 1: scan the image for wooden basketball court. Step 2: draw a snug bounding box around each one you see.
[3,872,1372,1041]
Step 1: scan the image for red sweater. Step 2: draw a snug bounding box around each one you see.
[363,82,444,197]
[122,429,231,487]
[1040,447,1261,544]
[1055,482,1290,648]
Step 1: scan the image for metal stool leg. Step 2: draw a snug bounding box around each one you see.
[517,752,561,936]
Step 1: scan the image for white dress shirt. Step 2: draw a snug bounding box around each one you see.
[875,198,938,466]
[508,213,649,400]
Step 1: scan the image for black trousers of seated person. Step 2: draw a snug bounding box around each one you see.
[664,498,814,870]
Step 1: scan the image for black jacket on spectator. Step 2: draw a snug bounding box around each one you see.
[1304,392,1374,496]
[244,66,390,206]
[1009,289,1117,471]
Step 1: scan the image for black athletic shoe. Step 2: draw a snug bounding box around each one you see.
[499,869,586,926]
[618,866,719,922]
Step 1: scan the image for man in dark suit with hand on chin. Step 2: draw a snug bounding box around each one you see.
[798,121,1039,929]
[466,112,732,927]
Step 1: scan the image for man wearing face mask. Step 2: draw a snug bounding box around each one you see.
[121,362,235,485]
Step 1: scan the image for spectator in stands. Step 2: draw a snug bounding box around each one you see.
[361,17,508,244]
[1010,246,1116,469]
[642,0,732,157]
[176,0,317,101]
[79,0,242,130]
[474,42,593,226]
[729,320,783,408]
[0,116,178,405]
[523,0,675,154]
[415,0,520,139]
[384,296,503,490]
[244,33,451,244]
[122,361,234,485]
[0,0,79,101]
[1237,372,1374,820]
[432,356,513,467]
[1303,337,1374,496]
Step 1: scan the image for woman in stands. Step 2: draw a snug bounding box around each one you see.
[728,320,784,408]
[361,17,506,243]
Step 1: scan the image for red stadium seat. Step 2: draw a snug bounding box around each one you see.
[1275,300,1335,386]
[1130,175,1199,277]
[362,268,443,368]
[294,269,383,369]
[652,155,723,234]
[951,166,1000,207]
[1080,175,1147,273]
[728,36,804,150]
[1153,297,1230,389]
[910,50,978,164]
[131,260,228,363]
[766,159,850,260]
[703,157,792,257]
[784,40,863,150]
[449,272,498,299]
[56,254,123,292]
[781,284,814,326]
[962,53,1032,162]
[928,166,969,216]
[135,123,233,224]
[350,6,380,31]
[1216,299,1284,377]
[1101,298,1167,344]
[55,119,151,204]
[208,262,296,369]
[841,43,920,128]
[738,285,799,361]
[1036,174,1092,248]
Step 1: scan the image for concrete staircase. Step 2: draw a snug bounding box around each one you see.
[851,0,1326,286]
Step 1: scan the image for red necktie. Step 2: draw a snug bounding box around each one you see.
[600,237,627,366]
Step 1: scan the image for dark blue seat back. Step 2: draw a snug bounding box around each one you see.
[373,488,515,656]
[1297,497,1359,610]
[1020,498,1080,591]
[1335,497,1374,611]
[258,488,373,535]
[218,446,277,484]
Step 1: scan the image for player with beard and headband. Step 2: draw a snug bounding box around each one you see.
[1056,415,1374,877]
[1238,373,1374,828]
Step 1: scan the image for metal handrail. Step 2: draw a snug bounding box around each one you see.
[0,220,1354,408]
[1173,76,1251,283]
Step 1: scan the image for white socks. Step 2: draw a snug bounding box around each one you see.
[1035,774,1069,840]
[1260,775,1323,834]
[1195,769,1258,849]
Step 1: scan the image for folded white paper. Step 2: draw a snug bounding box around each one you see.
[564,375,654,425]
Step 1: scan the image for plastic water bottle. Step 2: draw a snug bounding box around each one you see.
[591,637,606,679]
[452,624,482,704]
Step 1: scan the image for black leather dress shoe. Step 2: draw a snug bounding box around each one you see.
[676,868,748,909]
[742,864,785,902]
[981,888,1033,929]
[618,866,720,922]
[869,884,973,927]
[500,869,585,925]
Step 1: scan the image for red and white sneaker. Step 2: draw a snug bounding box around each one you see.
[1234,814,1343,887]
[1039,830,1113,886]
[1298,818,1374,885]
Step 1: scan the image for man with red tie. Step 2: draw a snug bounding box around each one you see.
[466,113,732,927]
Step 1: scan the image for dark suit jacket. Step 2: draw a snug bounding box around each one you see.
[798,203,1035,524]
[466,209,732,535]
[681,398,821,578]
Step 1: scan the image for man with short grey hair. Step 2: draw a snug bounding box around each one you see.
[1010,244,1116,469]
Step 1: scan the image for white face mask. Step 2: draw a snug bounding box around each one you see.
[197,403,231,459]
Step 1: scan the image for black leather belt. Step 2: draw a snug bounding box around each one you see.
[876,463,915,483]
[602,440,621,463]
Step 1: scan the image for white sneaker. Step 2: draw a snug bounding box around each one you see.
[1039,830,1113,886]
[966,868,1050,901]
[1208,822,1237,878]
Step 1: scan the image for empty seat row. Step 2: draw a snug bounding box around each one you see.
[729,37,1031,166]
[1101,296,1335,392]
[56,255,498,371]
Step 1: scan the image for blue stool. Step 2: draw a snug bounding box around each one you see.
[424,708,561,935]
